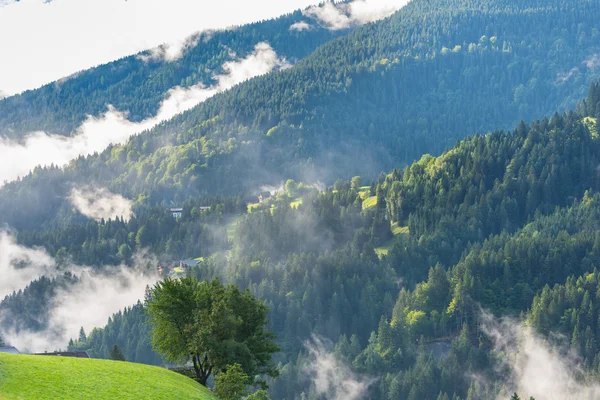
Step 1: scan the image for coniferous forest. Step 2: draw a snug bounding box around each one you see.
[3,0,600,399]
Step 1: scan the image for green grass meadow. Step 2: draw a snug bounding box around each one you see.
[0,353,215,400]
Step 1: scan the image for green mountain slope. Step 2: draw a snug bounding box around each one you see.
[0,8,345,137]
[6,81,600,399]
[64,107,600,398]
[3,0,600,231]
[6,2,600,398]
[0,353,215,400]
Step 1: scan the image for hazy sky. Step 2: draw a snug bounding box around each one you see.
[0,0,319,96]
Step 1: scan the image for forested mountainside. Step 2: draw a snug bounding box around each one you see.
[2,0,600,233]
[5,83,600,399]
[0,9,345,137]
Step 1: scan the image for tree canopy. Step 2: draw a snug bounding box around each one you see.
[145,277,279,387]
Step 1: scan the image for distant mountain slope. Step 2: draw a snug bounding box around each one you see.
[52,86,600,399]
[3,0,600,230]
[0,353,215,400]
[0,8,346,137]
[5,79,600,400]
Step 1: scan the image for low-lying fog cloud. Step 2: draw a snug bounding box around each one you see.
[480,312,600,400]
[301,0,407,31]
[0,42,288,186]
[289,21,312,32]
[0,0,319,95]
[70,187,134,222]
[304,336,373,400]
[584,54,600,71]
[556,53,600,83]
[1,266,159,353]
[137,32,207,63]
[259,184,285,196]
[0,232,57,299]
[0,231,159,353]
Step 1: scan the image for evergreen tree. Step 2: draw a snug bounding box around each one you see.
[109,344,126,361]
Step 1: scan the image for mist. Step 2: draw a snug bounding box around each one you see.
[0,42,288,186]
[1,265,159,353]
[69,187,134,222]
[0,232,57,299]
[303,0,407,31]
[557,67,580,83]
[259,184,285,196]
[556,53,600,83]
[303,336,373,400]
[584,54,600,71]
[0,234,159,353]
[138,31,207,63]
[289,21,312,32]
[0,0,319,95]
[480,311,600,400]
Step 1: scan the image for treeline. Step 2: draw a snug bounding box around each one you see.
[0,9,344,137]
[5,1,600,397]
[0,274,79,335]
[15,196,245,265]
[3,0,600,233]
[64,86,600,398]
[70,303,161,365]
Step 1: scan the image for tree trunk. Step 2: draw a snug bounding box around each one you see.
[196,372,209,386]
[192,354,211,386]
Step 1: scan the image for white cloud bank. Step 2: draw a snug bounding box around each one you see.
[1,265,159,353]
[0,231,159,353]
[0,232,57,300]
[302,0,406,31]
[138,32,207,63]
[480,312,600,400]
[70,187,133,222]
[2,265,158,353]
[0,0,320,95]
[304,336,374,400]
[290,21,312,32]
[0,42,287,186]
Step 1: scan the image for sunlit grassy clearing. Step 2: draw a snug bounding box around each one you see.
[375,223,409,257]
[0,353,215,400]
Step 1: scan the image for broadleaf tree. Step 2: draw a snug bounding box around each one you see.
[145,277,280,387]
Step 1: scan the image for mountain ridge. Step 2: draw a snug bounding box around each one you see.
[0,6,350,137]
[2,0,600,231]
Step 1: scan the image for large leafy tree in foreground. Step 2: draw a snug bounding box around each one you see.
[145,277,279,387]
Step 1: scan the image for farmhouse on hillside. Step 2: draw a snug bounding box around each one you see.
[0,346,20,354]
[169,207,183,220]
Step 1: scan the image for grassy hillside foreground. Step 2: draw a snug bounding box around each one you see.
[0,353,215,400]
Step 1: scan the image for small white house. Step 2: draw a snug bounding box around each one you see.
[169,208,183,220]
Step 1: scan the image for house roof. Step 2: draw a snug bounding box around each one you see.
[169,208,183,212]
[33,351,89,358]
[0,346,20,354]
